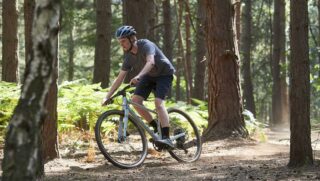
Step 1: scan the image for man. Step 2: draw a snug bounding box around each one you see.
[102,25,175,148]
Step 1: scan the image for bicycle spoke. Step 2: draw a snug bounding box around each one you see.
[95,110,147,168]
[167,108,202,162]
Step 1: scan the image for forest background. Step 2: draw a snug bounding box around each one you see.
[2,0,320,131]
[0,0,319,179]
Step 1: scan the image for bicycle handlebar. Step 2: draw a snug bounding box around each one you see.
[107,84,133,103]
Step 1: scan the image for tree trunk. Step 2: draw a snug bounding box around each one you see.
[193,0,207,101]
[2,0,19,82]
[175,0,185,101]
[67,26,75,81]
[93,0,111,88]
[271,0,283,126]
[146,0,156,42]
[42,33,60,163]
[2,1,60,179]
[184,0,192,103]
[123,0,155,83]
[288,0,313,168]
[176,57,182,101]
[279,0,289,125]
[24,0,35,66]
[318,0,320,78]
[162,0,173,62]
[162,0,173,98]
[242,0,256,116]
[268,0,273,124]
[202,0,248,141]
[234,0,241,51]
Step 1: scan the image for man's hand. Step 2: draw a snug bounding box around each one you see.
[130,76,140,85]
[101,97,111,106]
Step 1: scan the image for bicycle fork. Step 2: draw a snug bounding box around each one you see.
[118,97,129,143]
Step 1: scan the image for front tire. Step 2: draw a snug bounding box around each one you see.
[95,110,147,169]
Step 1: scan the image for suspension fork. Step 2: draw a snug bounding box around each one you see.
[118,96,129,142]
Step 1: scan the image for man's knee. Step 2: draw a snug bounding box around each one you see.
[132,95,144,105]
[155,98,165,110]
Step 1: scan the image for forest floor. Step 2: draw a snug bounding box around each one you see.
[1,128,320,180]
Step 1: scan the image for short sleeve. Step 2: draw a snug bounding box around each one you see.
[142,41,156,56]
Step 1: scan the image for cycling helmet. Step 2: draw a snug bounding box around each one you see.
[115,25,137,39]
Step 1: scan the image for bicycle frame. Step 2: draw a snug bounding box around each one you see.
[113,85,185,144]
[120,96,163,142]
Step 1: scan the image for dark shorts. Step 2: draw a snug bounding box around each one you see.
[134,74,173,100]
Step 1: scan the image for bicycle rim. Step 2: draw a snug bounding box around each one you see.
[95,110,147,168]
[167,108,202,162]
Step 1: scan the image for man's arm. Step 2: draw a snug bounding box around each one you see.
[104,70,127,101]
[130,54,155,84]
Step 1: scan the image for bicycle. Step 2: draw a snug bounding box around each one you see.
[95,85,202,169]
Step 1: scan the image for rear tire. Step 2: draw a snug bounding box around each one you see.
[167,108,202,162]
[95,110,147,168]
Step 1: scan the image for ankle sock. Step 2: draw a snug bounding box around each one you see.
[161,127,170,139]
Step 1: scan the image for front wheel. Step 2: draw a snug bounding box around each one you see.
[167,108,202,162]
[95,110,148,169]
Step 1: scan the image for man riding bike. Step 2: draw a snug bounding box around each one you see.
[102,25,176,148]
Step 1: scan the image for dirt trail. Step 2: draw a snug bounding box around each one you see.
[43,129,320,181]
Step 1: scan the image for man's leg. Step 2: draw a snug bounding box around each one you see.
[131,95,153,122]
[153,75,173,131]
[153,75,174,148]
[154,98,174,148]
[132,75,155,123]
[155,98,169,128]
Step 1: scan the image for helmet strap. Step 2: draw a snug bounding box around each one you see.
[127,36,134,52]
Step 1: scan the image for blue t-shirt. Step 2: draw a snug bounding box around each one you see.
[121,39,175,77]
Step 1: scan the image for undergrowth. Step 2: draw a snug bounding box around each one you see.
[0,80,208,138]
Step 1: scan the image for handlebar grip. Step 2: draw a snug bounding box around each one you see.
[108,99,114,105]
[103,98,114,106]
[129,82,136,87]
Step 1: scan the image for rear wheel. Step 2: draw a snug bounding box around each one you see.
[167,108,202,162]
[95,110,147,168]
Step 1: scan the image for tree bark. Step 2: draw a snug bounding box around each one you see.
[162,0,173,98]
[42,33,60,163]
[234,0,241,51]
[318,0,320,78]
[93,0,111,88]
[2,0,61,179]
[162,0,173,64]
[279,0,289,125]
[176,58,182,101]
[2,0,19,82]
[175,0,185,101]
[67,25,75,81]
[24,0,35,66]
[184,0,192,103]
[242,0,256,116]
[271,0,283,126]
[193,0,207,101]
[268,0,273,124]
[288,0,313,168]
[146,0,156,42]
[63,0,76,82]
[202,0,248,141]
